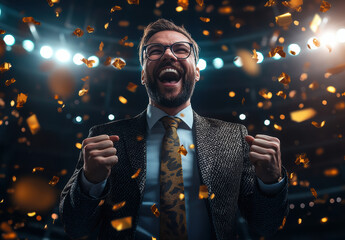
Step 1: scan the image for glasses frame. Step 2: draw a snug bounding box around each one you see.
[141,41,197,65]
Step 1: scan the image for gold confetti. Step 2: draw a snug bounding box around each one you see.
[81,76,89,81]
[22,17,41,25]
[0,30,6,34]
[111,216,132,231]
[119,96,128,104]
[252,49,258,63]
[320,1,331,12]
[313,38,321,47]
[113,58,126,69]
[16,93,28,109]
[5,78,16,86]
[295,153,309,168]
[119,36,128,45]
[0,62,12,73]
[298,218,302,224]
[290,50,296,55]
[104,22,109,29]
[274,124,282,131]
[268,46,286,58]
[78,89,88,96]
[87,25,94,33]
[177,0,189,10]
[178,145,188,156]
[264,0,276,7]
[323,168,339,177]
[81,58,95,68]
[282,0,302,12]
[259,89,272,99]
[242,97,245,105]
[27,114,40,135]
[309,81,319,90]
[136,135,144,141]
[275,12,292,27]
[276,91,287,99]
[179,193,185,200]
[311,120,325,128]
[310,14,322,33]
[98,199,105,206]
[221,45,228,52]
[278,72,291,85]
[27,212,36,217]
[44,224,48,229]
[150,204,160,217]
[75,143,82,149]
[310,187,318,198]
[196,0,204,7]
[126,82,138,93]
[199,185,208,199]
[279,216,287,229]
[73,28,84,37]
[131,168,141,179]
[290,108,317,123]
[189,144,195,149]
[200,17,210,23]
[111,6,122,13]
[112,201,126,211]
[104,57,112,66]
[320,217,328,223]
[326,86,336,93]
[49,176,60,186]
[210,193,215,199]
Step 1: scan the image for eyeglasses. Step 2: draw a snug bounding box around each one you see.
[141,41,196,64]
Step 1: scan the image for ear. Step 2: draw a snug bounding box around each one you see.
[195,66,200,82]
[141,69,146,85]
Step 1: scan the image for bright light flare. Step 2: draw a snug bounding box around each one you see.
[264,119,270,126]
[56,49,71,62]
[256,51,264,63]
[320,33,337,48]
[108,114,115,121]
[3,34,15,46]
[336,28,345,43]
[40,46,53,59]
[197,59,207,71]
[273,53,281,60]
[73,53,85,65]
[239,114,246,120]
[212,57,224,69]
[88,56,99,67]
[233,56,242,67]
[307,37,318,50]
[288,44,301,56]
[22,40,34,52]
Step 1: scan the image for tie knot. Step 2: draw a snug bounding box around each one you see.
[160,116,181,130]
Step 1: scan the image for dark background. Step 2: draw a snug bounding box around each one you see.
[0,0,344,239]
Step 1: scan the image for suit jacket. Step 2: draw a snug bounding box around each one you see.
[59,109,288,240]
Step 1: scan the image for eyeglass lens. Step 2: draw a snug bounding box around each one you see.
[146,42,191,60]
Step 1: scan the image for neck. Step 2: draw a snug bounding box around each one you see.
[150,99,191,116]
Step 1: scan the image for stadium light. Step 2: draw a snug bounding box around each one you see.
[3,34,15,46]
[56,49,71,63]
[73,53,84,65]
[22,40,35,52]
[212,57,224,69]
[288,44,301,56]
[40,45,53,59]
[197,58,207,71]
[88,56,99,68]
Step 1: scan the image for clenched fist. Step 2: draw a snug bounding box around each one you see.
[82,134,120,184]
[245,134,282,184]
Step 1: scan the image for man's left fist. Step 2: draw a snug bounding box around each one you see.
[245,134,282,184]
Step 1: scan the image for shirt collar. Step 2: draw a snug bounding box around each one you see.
[146,104,193,130]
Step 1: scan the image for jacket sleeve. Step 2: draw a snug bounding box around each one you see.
[59,126,111,239]
[237,124,289,237]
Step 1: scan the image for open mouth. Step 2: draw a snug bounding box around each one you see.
[157,67,182,84]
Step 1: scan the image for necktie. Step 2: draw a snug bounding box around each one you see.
[159,116,188,240]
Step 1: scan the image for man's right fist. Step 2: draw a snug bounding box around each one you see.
[82,134,120,184]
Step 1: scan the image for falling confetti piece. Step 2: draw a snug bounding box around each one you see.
[5,78,16,86]
[268,46,286,58]
[16,93,28,109]
[113,58,126,69]
[295,153,310,168]
[81,76,89,81]
[87,25,94,33]
[308,81,319,90]
[276,91,287,99]
[32,167,44,173]
[44,224,48,229]
[126,82,138,93]
[200,17,210,22]
[252,49,258,63]
[320,217,328,223]
[320,1,331,12]
[111,216,132,231]
[310,188,318,199]
[27,114,40,135]
[150,204,160,217]
[290,108,317,123]
[178,145,188,156]
[179,193,185,200]
[0,62,12,73]
[22,17,41,25]
[104,22,109,29]
[313,38,321,47]
[258,89,272,100]
[199,185,208,199]
[210,193,215,199]
[177,0,189,10]
[323,168,339,177]
[282,0,302,12]
[279,216,287,229]
[325,44,332,53]
[264,0,276,7]
[0,30,6,34]
[73,28,84,37]
[131,168,141,179]
[326,86,336,93]
[119,96,128,104]
[75,143,82,149]
[196,0,204,7]
[275,12,292,27]
[274,124,282,131]
[278,72,291,85]
[136,135,144,141]
[81,58,95,68]
[49,176,60,186]
[104,57,112,66]
[119,36,128,45]
[290,50,296,55]
[311,120,325,128]
[111,6,122,12]
[78,89,88,96]
[27,212,36,217]
[112,201,126,211]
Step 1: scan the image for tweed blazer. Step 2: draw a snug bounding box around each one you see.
[60,109,288,240]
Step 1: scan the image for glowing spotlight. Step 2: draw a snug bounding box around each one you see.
[239,114,246,120]
[197,59,207,71]
[321,33,337,48]
[256,51,264,63]
[212,57,224,69]
[3,34,15,46]
[40,46,53,59]
[336,28,345,43]
[307,37,318,50]
[73,53,85,65]
[273,53,281,60]
[233,56,242,67]
[264,119,270,126]
[88,56,99,68]
[22,40,35,52]
[288,44,301,56]
[75,116,82,123]
[108,114,115,121]
[0,8,2,17]
[56,49,71,63]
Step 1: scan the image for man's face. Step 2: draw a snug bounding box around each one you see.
[141,30,200,108]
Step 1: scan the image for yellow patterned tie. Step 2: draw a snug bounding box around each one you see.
[159,116,188,240]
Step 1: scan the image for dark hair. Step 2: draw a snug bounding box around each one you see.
[138,18,200,66]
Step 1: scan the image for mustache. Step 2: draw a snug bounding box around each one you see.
[154,60,183,76]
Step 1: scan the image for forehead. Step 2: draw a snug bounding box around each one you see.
[147,30,190,45]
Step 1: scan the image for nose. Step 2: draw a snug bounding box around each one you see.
[162,46,177,61]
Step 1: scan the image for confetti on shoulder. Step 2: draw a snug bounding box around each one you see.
[131,168,141,179]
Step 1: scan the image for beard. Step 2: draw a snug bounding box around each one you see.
[144,71,196,108]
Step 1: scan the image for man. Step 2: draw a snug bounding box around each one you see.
[60,19,288,240]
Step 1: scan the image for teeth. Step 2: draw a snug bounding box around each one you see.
[158,68,179,78]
